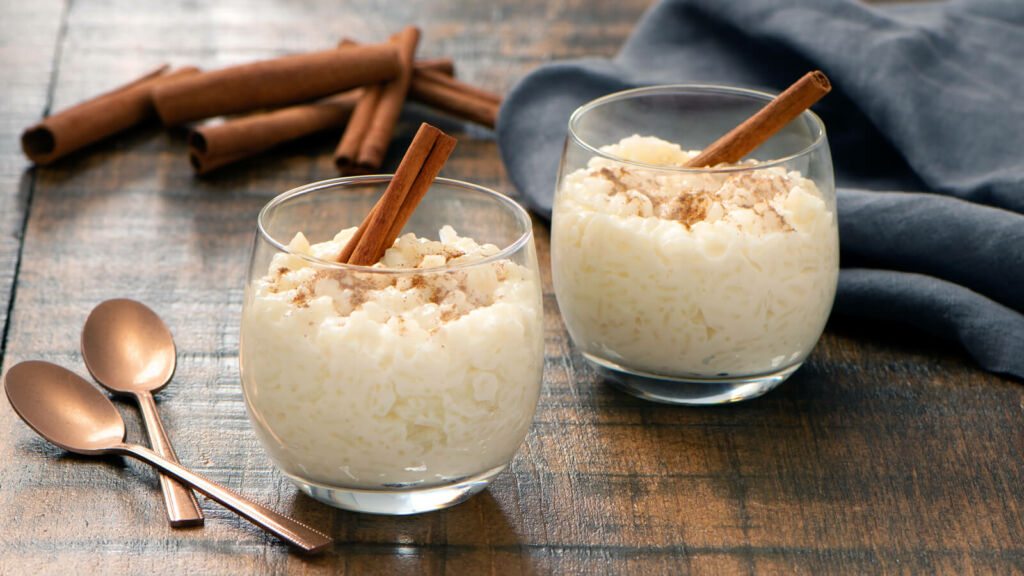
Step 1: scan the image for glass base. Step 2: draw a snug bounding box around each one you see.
[584,353,801,405]
[285,464,506,515]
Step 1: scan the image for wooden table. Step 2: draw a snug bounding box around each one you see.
[1,1,1021,574]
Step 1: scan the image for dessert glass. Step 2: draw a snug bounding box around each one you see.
[551,85,838,405]
[240,176,543,514]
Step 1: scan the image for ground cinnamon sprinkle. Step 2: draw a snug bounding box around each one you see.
[589,162,797,231]
[291,284,312,308]
[303,258,500,322]
[660,193,711,225]
[598,167,627,194]
[442,247,466,262]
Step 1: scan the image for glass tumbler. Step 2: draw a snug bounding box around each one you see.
[551,85,838,404]
[240,176,544,514]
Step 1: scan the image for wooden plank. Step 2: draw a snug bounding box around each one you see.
[0,0,66,359]
[1,0,1022,575]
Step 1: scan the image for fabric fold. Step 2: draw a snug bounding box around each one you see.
[836,269,1024,379]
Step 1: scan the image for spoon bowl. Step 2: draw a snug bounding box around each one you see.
[4,360,124,454]
[81,298,176,395]
[3,360,333,553]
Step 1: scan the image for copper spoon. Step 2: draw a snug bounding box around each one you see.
[3,361,333,554]
[81,299,203,527]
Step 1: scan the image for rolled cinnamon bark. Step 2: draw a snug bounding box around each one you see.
[414,57,455,76]
[339,39,454,77]
[414,68,501,105]
[341,122,455,266]
[685,71,831,167]
[333,84,382,174]
[353,26,421,173]
[187,91,361,174]
[21,65,199,165]
[153,44,400,126]
[408,73,500,129]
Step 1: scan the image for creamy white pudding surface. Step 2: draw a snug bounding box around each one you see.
[552,135,838,377]
[241,226,543,488]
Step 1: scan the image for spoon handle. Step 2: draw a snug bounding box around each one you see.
[135,391,204,527]
[118,443,333,554]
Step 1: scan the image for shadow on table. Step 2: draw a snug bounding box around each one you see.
[285,488,531,571]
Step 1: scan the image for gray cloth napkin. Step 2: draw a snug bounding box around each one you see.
[497,0,1024,379]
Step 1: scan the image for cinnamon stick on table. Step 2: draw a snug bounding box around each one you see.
[338,57,459,165]
[337,39,455,76]
[333,84,383,174]
[334,26,421,175]
[340,122,457,266]
[413,57,455,76]
[684,70,831,168]
[21,65,199,165]
[339,38,500,130]
[408,70,502,129]
[187,90,362,174]
[152,44,401,126]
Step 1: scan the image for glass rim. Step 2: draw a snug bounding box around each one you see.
[568,83,828,173]
[257,175,534,275]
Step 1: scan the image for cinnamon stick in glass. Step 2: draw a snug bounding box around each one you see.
[685,71,831,168]
[187,90,361,174]
[340,122,456,266]
[152,44,401,126]
[334,26,420,175]
[21,65,199,165]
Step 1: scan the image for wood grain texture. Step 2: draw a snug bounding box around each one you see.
[0,0,65,361]
[1,1,1022,575]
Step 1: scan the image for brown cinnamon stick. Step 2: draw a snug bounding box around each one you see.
[21,65,200,165]
[338,36,504,129]
[332,57,456,175]
[414,68,502,106]
[407,73,501,129]
[187,90,361,174]
[333,84,383,174]
[384,132,457,243]
[339,39,454,77]
[340,123,456,266]
[414,57,455,76]
[152,44,401,126]
[335,27,420,175]
[685,70,831,168]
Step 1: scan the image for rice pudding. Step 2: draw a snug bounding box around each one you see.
[241,225,543,489]
[552,135,838,378]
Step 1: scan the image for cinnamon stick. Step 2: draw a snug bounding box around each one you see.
[187,90,361,174]
[336,26,420,175]
[152,44,401,126]
[684,70,831,168]
[345,37,502,128]
[332,57,456,175]
[338,39,454,77]
[407,72,501,129]
[384,132,457,243]
[340,123,456,266]
[414,57,455,76]
[414,68,501,106]
[21,65,200,165]
[333,84,382,174]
